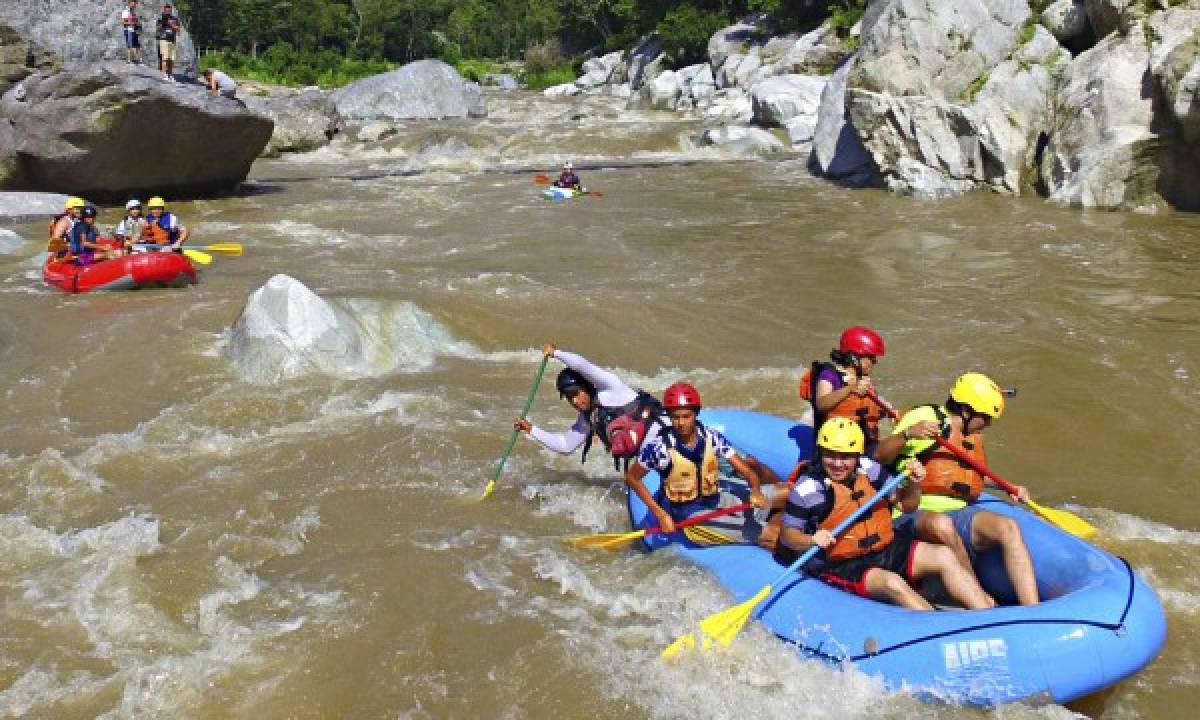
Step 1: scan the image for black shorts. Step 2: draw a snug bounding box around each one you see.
[819,521,920,598]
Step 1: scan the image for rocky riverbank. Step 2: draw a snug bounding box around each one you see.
[547,1,1200,213]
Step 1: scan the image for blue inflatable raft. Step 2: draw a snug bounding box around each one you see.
[628,408,1167,706]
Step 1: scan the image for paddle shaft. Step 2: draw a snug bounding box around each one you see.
[864,388,1024,498]
[487,355,550,487]
[646,502,753,537]
[753,473,907,617]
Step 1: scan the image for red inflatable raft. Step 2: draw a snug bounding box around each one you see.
[43,246,196,293]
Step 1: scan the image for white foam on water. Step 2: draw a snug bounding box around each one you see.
[1081,506,1200,546]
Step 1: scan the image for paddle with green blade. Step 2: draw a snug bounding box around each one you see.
[662,472,908,659]
[864,388,1097,539]
[567,502,753,551]
[480,355,550,501]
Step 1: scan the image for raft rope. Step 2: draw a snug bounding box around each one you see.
[767,557,1137,662]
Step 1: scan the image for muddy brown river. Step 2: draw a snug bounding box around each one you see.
[0,90,1197,719]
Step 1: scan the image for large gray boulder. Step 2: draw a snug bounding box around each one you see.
[844,0,1056,198]
[851,0,1030,101]
[708,14,769,72]
[0,64,273,199]
[243,87,340,157]
[0,0,196,77]
[225,274,467,384]
[647,70,682,111]
[576,51,622,89]
[750,74,827,127]
[627,38,664,91]
[331,60,486,122]
[808,60,877,185]
[773,23,849,75]
[1040,29,1158,209]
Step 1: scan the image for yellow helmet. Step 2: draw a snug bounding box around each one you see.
[950,372,1005,418]
[816,417,864,454]
[65,196,85,209]
[147,196,166,208]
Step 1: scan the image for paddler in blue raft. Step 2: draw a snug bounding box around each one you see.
[776,417,993,610]
[623,382,786,549]
[514,343,666,470]
[875,372,1039,606]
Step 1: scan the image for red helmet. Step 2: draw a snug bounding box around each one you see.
[663,382,702,410]
[838,326,885,357]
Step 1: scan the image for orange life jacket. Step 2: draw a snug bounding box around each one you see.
[819,469,894,562]
[917,405,986,502]
[47,214,73,257]
[799,362,882,440]
[142,218,171,244]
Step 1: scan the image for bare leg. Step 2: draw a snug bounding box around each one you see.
[910,542,993,610]
[971,512,1039,606]
[915,511,972,572]
[862,568,934,610]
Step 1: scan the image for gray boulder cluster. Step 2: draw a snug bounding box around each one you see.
[240,59,489,158]
[558,0,1200,212]
[546,15,847,155]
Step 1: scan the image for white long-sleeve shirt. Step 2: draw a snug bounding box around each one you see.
[529,349,641,455]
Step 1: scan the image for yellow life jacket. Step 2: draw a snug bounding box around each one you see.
[662,432,720,504]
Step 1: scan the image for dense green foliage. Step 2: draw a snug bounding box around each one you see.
[174,0,848,87]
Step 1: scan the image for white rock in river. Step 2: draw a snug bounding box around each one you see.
[0,227,26,254]
[0,191,70,222]
[225,274,469,383]
[702,126,785,155]
[750,74,827,127]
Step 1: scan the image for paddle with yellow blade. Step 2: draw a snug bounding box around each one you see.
[194,242,244,256]
[480,355,550,501]
[567,502,752,551]
[864,388,1097,539]
[662,472,908,659]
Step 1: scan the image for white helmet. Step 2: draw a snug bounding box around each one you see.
[563,160,573,170]
[125,199,141,210]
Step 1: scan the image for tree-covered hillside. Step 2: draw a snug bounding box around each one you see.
[173,0,860,86]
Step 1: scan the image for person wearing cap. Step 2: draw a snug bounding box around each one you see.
[513,343,666,471]
[874,372,1038,606]
[114,199,147,249]
[142,196,189,249]
[799,325,891,456]
[48,197,85,258]
[203,68,238,99]
[552,161,582,191]
[624,381,784,548]
[155,3,181,82]
[775,418,993,610]
[68,206,117,265]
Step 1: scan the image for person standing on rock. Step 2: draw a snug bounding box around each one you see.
[143,196,189,249]
[155,3,181,82]
[121,0,144,65]
[203,68,237,99]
